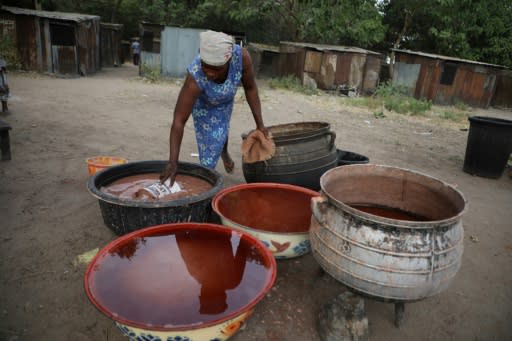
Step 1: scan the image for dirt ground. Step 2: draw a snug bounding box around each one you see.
[0,64,511,341]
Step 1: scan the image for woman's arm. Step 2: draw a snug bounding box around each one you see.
[241,48,267,135]
[160,73,200,184]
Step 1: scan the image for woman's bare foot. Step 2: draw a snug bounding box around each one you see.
[221,151,235,173]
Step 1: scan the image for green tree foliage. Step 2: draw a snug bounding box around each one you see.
[380,0,512,67]
[300,0,385,46]
[6,0,511,67]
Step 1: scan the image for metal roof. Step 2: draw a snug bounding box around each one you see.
[100,23,123,30]
[1,6,100,22]
[392,49,508,69]
[281,41,382,56]
[248,43,280,53]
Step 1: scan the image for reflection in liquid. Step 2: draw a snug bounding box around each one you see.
[176,231,246,315]
[110,237,145,260]
[90,229,272,327]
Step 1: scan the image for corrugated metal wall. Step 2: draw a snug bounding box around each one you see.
[2,11,100,75]
[362,55,381,95]
[77,19,100,75]
[160,27,204,78]
[15,15,39,71]
[100,25,122,67]
[393,62,421,95]
[394,53,499,108]
[140,51,160,75]
[492,70,512,108]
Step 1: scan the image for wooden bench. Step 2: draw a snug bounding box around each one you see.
[0,118,12,160]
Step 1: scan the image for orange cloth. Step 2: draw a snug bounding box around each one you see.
[241,129,276,163]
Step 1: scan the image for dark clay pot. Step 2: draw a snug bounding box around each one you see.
[242,122,337,191]
[87,160,223,235]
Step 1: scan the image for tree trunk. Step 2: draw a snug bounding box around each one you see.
[389,9,413,79]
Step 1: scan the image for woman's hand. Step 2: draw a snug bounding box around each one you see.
[160,162,178,185]
[257,125,269,137]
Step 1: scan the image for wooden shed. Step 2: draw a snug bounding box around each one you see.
[140,22,164,53]
[247,43,281,78]
[491,69,512,108]
[100,23,123,67]
[392,49,509,108]
[0,6,100,76]
[278,42,383,95]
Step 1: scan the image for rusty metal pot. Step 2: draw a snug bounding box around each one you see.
[310,164,467,325]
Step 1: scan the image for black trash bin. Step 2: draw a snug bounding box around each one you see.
[463,116,512,179]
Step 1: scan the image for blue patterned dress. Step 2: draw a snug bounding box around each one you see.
[187,44,243,169]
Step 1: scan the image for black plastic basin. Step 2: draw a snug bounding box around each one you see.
[87,160,223,235]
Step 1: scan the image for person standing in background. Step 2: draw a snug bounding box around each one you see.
[130,38,141,66]
[0,56,9,113]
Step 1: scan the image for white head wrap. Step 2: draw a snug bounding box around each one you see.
[200,30,234,66]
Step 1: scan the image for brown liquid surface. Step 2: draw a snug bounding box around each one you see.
[349,204,429,221]
[89,229,273,327]
[217,188,314,233]
[100,173,212,201]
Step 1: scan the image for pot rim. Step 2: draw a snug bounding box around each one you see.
[84,222,277,332]
[242,121,331,141]
[86,160,223,208]
[319,164,468,228]
[212,182,319,235]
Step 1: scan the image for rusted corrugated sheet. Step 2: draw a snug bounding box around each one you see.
[362,55,381,95]
[414,59,437,100]
[335,53,352,86]
[278,43,304,80]
[100,23,123,67]
[394,51,501,108]
[304,50,322,73]
[279,42,382,91]
[393,48,505,69]
[15,15,39,71]
[492,70,512,108]
[140,23,164,53]
[349,53,366,90]
[335,52,366,90]
[2,6,100,75]
[77,19,100,75]
[52,46,77,74]
[2,6,99,22]
[317,53,337,89]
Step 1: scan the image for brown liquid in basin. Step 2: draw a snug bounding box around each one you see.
[88,228,273,327]
[216,187,316,233]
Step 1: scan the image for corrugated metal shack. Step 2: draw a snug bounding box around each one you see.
[247,43,281,78]
[142,26,245,78]
[0,6,100,76]
[100,23,123,67]
[491,69,512,108]
[140,22,164,53]
[278,42,383,95]
[138,22,164,75]
[160,26,205,78]
[392,49,509,108]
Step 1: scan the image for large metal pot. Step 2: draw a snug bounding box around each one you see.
[310,164,467,303]
[242,121,337,191]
